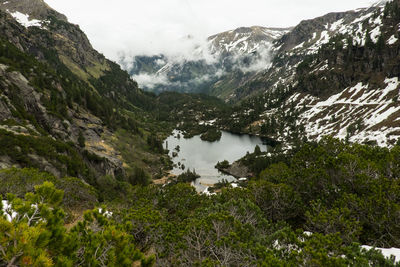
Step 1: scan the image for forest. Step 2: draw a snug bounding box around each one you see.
[2,138,400,266]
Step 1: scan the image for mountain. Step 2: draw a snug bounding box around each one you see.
[212,0,400,148]
[208,26,289,55]
[213,2,392,101]
[120,26,290,97]
[0,0,170,189]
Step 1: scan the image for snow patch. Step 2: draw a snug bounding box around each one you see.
[352,12,374,25]
[387,35,398,45]
[300,78,400,146]
[98,208,113,218]
[370,26,381,43]
[330,19,344,31]
[9,11,43,28]
[1,200,17,222]
[293,42,305,50]
[231,183,238,188]
[202,187,216,196]
[362,245,400,263]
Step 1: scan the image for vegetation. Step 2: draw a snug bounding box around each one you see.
[0,22,173,182]
[0,182,154,266]
[1,4,400,265]
[215,160,230,169]
[2,138,400,265]
[296,1,400,98]
[0,129,92,180]
[200,128,222,142]
[157,91,229,138]
[128,166,151,186]
[171,169,200,184]
[0,168,97,215]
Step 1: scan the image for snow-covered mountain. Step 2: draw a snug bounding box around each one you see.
[224,0,400,147]
[224,2,391,101]
[119,26,290,95]
[208,26,290,55]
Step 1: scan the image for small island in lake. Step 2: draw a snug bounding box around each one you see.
[200,128,222,142]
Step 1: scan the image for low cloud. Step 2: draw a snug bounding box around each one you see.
[44,0,378,91]
[46,0,375,62]
[126,42,274,91]
[131,72,169,90]
[225,45,274,73]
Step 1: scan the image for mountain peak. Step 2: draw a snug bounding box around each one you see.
[208,26,290,55]
[0,0,67,21]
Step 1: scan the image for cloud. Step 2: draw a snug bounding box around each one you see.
[131,72,169,90]
[45,0,376,62]
[126,41,274,91]
[231,45,274,73]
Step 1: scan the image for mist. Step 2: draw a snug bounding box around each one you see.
[45,0,376,62]
[43,0,378,91]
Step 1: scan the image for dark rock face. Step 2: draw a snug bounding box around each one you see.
[0,62,124,178]
[0,1,106,76]
[277,12,353,52]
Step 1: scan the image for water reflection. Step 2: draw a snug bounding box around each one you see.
[164,130,267,192]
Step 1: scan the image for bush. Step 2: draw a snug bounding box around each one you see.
[128,166,151,186]
[78,131,85,148]
[176,169,200,183]
[215,160,230,169]
[200,128,222,142]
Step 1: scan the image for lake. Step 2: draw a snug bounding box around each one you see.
[164,130,267,193]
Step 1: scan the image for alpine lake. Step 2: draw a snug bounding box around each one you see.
[164,130,268,193]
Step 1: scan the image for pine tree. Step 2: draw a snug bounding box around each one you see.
[78,131,85,148]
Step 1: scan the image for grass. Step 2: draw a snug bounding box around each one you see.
[105,128,171,180]
[59,54,89,81]
[86,59,110,79]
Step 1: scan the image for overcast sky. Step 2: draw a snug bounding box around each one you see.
[44,0,377,61]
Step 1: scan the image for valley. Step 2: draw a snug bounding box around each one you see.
[0,0,400,265]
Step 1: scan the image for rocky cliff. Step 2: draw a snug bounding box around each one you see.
[0,0,167,185]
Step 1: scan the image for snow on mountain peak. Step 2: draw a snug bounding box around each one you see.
[208,26,291,55]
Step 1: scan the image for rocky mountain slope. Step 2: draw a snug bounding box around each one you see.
[218,0,400,148]
[0,0,170,188]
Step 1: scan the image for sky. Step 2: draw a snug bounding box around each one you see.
[44,0,377,61]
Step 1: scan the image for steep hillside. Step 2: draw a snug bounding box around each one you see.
[225,0,400,148]
[0,0,171,190]
[228,2,388,100]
